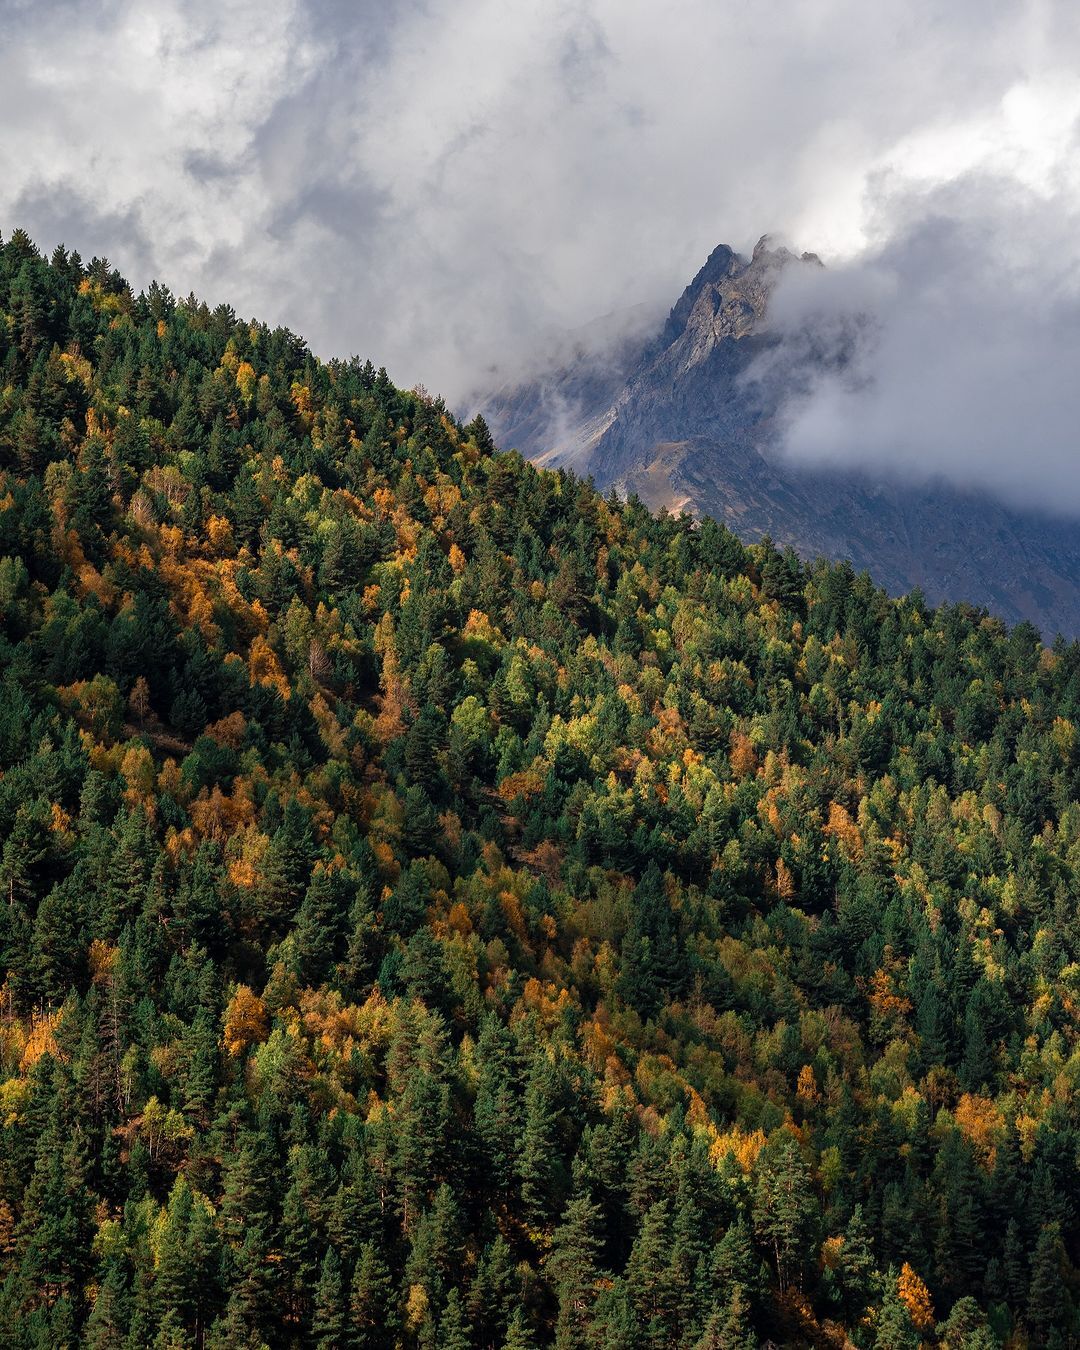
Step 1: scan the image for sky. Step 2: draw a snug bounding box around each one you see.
[4,0,1080,510]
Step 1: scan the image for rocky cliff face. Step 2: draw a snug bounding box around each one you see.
[475,238,1080,637]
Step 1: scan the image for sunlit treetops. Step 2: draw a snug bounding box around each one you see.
[0,227,1078,1347]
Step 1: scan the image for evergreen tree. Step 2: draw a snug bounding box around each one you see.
[549,1193,605,1350]
[694,1286,758,1350]
[350,1240,395,1349]
[311,1248,347,1347]
[1027,1223,1068,1344]
[293,866,347,986]
[438,1288,472,1350]
[519,1055,565,1226]
[936,1296,999,1350]
[752,1136,816,1294]
[875,1269,921,1350]
[84,1255,129,1350]
[502,1307,539,1350]
[624,1200,674,1339]
[839,1204,878,1318]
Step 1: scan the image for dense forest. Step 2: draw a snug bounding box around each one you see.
[0,227,1078,1349]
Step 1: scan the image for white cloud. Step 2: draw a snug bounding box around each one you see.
[759,167,1080,514]
[4,0,1080,523]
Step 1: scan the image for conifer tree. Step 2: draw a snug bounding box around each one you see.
[311,1248,346,1348]
[438,1288,472,1350]
[549,1193,605,1350]
[935,1296,998,1350]
[502,1307,539,1350]
[519,1055,565,1227]
[839,1204,878,1318]
[875,1268,921,1350]
[1027,1223,1068,1344]
[752,1135,816,1294]
[84,1255,128,1350]
[154,1175,195,1329]
[694,1286,758,1350]
[624,1199,673,1337]
[349,1240,396,1349]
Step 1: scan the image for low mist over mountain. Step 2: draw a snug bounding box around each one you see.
[476,237,1080,637]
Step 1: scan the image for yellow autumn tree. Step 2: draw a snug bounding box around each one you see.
[953,1093,1005,1167]
[897,1262,934,1332]
[20,1010,63,1072]
[120,743,156,809]
[223,985,269,1057]
[730,729,758,779]
[796,1064,821,1106]
[235,360,256,406]
[206,513,234,555]
[247,634,291,700]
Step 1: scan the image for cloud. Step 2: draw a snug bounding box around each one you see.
[757,107,1080,514]
[4,0,1080,509]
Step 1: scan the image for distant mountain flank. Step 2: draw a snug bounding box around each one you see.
[475,236,1080,637]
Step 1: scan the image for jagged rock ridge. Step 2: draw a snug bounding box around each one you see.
[475,237,1080,637]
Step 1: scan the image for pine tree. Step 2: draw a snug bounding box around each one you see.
[15,1094,95,1313]
[338,871,378,997]
[960,983,996,1091]
[935,1296,997,1350]
[350,1240,395,1349]
[502,1307,539,1350]
[225,1223,276,1345]
[153,1309,190,1350]
[187,1194,223,1343]
[0,796,49,908]
[519,1055,565,1227]
[400,784,439,858]
[549,1193,605,1350]
[293,866,347,986]
[624,1199,673,1336]
[1002,1217,1027,1310]
[694,1285,758,1350]
[395,1063,452,1232]
[280,1146,330,1324]
[915,980,952,1070]
[84,1255,129,1350]
[752,1135,816,1294]
[328,1146,380,1266]
[311,1248,346,1347]
[617,863,685,1019]
[154,1174,195,1329]
[438,1288,472,1350]
[180,1005,219,1122]
[469,1232,517,1346]
[1027,1223,1067,1344]
[473,1016,521,1199]
[839,1204,878,1318]
[596,1284,637,1350]
[713,1216,759,1305]
[875,1268,920,1350]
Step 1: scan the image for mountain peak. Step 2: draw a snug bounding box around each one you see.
[662,236,814,352]
[474,234,1080,635]
[661,242,740,346]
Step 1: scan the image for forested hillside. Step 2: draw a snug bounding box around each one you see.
[1,228,1079,1348]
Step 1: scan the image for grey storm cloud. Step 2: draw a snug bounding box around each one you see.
[4,0,1080,513]
[756,170,1080,516]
